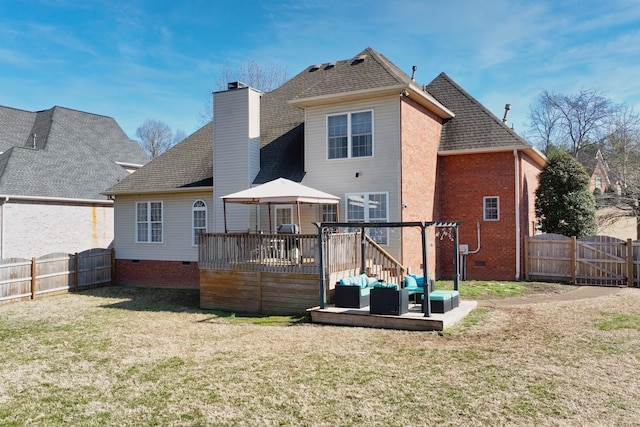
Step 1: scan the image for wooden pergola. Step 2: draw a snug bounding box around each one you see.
[314,221,462,317]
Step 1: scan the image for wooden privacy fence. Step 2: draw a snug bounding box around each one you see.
[525,234,640,287]
[0,248,114,302]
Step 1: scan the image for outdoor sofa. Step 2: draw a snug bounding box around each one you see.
[334,274,378,308]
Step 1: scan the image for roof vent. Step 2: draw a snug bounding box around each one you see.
[309,64,321,72]
[352,54,366,65]
[227,81,247,90]
[324,62,336,70]
[502,104,511,124]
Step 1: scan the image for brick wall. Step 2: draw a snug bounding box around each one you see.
[115,259,200,289]
[436,151,520,281]
[4,200,113,258]
[399,97,442,275]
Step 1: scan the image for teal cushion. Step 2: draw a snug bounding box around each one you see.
[429,293,451,301]
[404,275,417,288]
[432,290,459,297]
[409,274,424,287]
[358,274,369,288]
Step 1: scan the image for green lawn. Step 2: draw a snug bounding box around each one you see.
[0,283,639,426]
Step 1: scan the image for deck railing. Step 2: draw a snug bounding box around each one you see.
[199,231,406,284]
[198,232,320,274]
[363,235,406,285]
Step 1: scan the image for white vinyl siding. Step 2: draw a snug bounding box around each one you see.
[483,196,500,221]
[212,87,261,232]
[136,201,163,243]
[302,95,402,258]
[114,191,213,262]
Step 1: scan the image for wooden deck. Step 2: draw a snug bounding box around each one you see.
[308,300,477,331]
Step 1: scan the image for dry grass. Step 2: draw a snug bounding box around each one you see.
[1,285,640,426]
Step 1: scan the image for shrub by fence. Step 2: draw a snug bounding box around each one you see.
[0,248,114,302]
[525,234,639,287]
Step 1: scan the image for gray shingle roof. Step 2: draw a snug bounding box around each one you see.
[0,105,150,200]
[104,122,213,194]
[256,47,417,184]
[106,48,541,194]
[425,73,532,152]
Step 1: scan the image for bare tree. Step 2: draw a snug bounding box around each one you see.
[136,119,183,159]
[199,61,289,125]
[528,89,618,157]
[597,106,640,238]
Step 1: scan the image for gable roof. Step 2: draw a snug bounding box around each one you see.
[425,73,545,165]
[104,122,213,195]
[0,105,150,201]
[256,47,453,184]
[106,48,545,195]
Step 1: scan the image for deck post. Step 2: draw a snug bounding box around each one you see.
[421,223,431,317]
[314,223,327,309]
[453,225,460,291]
[360,226,366,275]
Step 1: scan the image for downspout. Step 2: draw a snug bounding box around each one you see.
[514,149,521,280]
[0,196,6,258]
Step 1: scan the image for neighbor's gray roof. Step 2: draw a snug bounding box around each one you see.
[0,105,149,200]
[104,122,213,195]
[425,73,533,152]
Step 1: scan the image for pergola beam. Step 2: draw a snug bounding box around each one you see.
[314,220,462,316]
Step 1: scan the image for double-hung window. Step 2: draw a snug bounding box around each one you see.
[483,196,499,221]
[136,201,163,243]
[327,110,373,159]
[346,192,388,244]
[192,200,207,246]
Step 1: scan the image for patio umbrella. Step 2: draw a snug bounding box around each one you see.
[220,177,340,232]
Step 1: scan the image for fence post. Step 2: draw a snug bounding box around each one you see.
[111,248,116,285]
[31,257,36,299]
[571,236,577,285]
[523,236,529,281]
[74,252,79,292]
[627,239,634,288]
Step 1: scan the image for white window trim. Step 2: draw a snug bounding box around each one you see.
[326,109,374,160]
[275,205,294,229]
[192,199,208,246]
[483,196,500,221]
[345,192,389,245]
[136,201,163,243]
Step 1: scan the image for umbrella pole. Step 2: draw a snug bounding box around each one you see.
[296,202,301,231]
[268,203,272,233]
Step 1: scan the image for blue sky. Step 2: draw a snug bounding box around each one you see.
[2,0,640,143]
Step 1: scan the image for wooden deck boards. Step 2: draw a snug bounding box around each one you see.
[308,300,478,331]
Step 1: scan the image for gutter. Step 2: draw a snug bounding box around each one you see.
[0,196,6,258]
[103,185,213,197]
[0,194,113,205]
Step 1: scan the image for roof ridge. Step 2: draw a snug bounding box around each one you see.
[433,73,530,146]
[364,47,412,85]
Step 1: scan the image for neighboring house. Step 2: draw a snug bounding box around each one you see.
[0,105,149,258]
[576,148,611,194]
[106,47,545,285]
